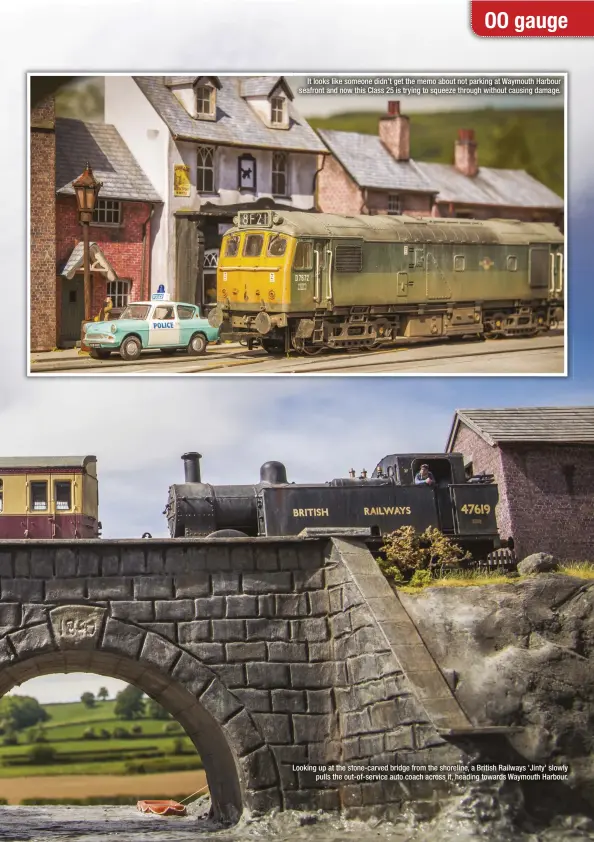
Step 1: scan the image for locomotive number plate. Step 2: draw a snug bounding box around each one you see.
[460,504,491,515]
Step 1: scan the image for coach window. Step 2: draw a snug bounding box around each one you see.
[243,234,264,258]
[224,235,240,258]
[30,481,48,512]
[293,241,313,270]
[268,234,287,257]
[55,481,72,511]
[507,255,518,271]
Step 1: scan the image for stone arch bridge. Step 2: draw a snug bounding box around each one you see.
[0,536,504,823]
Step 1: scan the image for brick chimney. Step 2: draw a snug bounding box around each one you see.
[379,101,410,162]
[455,129,478,177]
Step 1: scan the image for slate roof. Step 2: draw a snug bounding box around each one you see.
[318,129,436,193]
[56,118,161,203]
[133,76,327,153]
[416,162,563,209]
[446,408,594,451]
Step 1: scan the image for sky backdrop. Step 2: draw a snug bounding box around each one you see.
[3,0,593,702]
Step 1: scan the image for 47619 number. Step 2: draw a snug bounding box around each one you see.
[460,503,491,515]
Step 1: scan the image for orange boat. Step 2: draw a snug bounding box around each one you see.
[137,799,187,817]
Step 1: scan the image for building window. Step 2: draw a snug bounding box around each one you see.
[195,85,214,117]
[454,254,466,271]
[238,154,256,192]
[272,152,288,196]
[92,200,121,226]
[107,279,130,309]
[197,146,216,193]
[507,255,518,271]
[388,194,401,215]
[0,479,3,513]
[271,97,285,125]
[243,234,264,258]
[455,211,474,219]
[293,241,313,270]
[55,481,72,511]
[30,481,48,512]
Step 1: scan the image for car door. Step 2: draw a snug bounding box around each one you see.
[148,304,180,347]
[177,304,199,346]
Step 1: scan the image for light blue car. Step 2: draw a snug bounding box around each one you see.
[84,300,220,361]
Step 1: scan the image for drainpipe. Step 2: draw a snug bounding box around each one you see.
[141,204,156,300]
[312,154,327,210]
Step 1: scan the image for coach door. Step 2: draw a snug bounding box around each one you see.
[26,476,53,538]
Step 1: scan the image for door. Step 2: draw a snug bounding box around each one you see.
[397,271,409,298]
[313,241,331,308]
[148,304,180,347]
[60,276,85,346]
[53,478,77,538]
[425,248,452,300]
[26,477,53,538]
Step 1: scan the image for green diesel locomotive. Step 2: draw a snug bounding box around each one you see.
[210,210,564,354]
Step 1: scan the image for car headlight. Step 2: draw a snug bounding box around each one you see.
[111,324,117,334]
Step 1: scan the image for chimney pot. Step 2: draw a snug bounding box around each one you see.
[379,103,410,162]
[387,100,401,116]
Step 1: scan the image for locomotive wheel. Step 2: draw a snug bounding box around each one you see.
[261,339,284,355]
[485,313,507,340]
[120,336,142,361]
[188,333,207,356]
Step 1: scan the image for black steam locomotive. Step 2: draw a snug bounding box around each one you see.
[166,452,511,557]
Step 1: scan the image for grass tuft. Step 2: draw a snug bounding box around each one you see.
[396,561,594,592]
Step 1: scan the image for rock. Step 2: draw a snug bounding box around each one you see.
[517,553,559,575]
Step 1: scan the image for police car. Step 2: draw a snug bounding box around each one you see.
[83,289,220,361]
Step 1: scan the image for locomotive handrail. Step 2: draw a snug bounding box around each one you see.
[556,252,564,295]
[326,247,334,302]
[549,252,556,295]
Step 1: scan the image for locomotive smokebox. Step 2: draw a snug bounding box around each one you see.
[260,461,288,485]
[182,452,202,483]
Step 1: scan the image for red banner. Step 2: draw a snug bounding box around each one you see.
[471,1,594,36]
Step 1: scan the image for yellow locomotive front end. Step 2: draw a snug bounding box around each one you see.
[209,210,299,349]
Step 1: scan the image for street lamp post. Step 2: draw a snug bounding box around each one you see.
[72,163,102,349]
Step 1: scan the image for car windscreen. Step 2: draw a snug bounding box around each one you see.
[119,305,150,320]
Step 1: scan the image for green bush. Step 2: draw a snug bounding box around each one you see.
[172,738,185,755]
[2,732,18,746]
[27,744,57,764]
[163,721,181,733]
[409,569,433,589]
[113,727,130,739]
[99,728,111,740]
[378,526,472,584]
[131,725,143,735]
[83,728,98,740]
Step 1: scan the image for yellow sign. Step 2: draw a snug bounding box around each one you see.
[174,165,191,198]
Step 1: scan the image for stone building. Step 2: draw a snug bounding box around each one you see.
[317,101,564,227]
[446,407,594,561]
[54,119,161,347]
[103,75,328,308]
[30,96,57,352]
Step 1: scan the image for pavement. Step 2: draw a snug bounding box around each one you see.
[29,332,565,376]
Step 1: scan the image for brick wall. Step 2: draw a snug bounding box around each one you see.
[30,97,57,352]
[452,423,594,560]
[317,156,364,215]
[56,197,152,316]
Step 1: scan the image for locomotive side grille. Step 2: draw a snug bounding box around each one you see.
[335,245,363,273]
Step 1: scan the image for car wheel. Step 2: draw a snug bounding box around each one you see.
[188,333,207,356]
[120,336,142,361]
[89,349,111,360]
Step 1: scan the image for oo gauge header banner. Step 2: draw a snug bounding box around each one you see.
[471,1,594,36]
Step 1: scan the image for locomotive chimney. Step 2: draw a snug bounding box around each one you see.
[260,461,288,485]
[455,128,478,177]
[182,452,202,483]
[379,100,410,161]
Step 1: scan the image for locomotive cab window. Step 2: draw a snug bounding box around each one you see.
[267,234,287,257]
[293,241,313,270]
[243,234,264,258]
[507,255,518,272]
[454,254,466,272]
[30,481,48,511]
[55,481,72,511]
[224,235,240,258]
[411,458,453,487]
